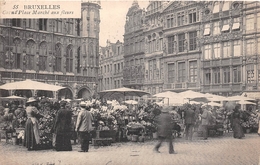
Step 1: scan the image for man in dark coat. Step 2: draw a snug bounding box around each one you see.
[154,106,176,154]
[184,105,195,141]
[52,101,73,151]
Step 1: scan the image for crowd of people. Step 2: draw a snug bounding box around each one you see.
[0,97,259,154]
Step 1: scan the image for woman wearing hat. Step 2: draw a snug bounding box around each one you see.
[23,97,47,150]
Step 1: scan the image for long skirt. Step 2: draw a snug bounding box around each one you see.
[232,119,244,139]
[54,133,72,151]
[23,118,40,150]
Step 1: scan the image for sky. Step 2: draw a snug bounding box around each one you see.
[99,1,149,47]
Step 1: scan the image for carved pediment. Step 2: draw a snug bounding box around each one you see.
[163,1,197,12]
[127,5,142,16]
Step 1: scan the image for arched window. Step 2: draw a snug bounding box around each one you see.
[77,47,81,73]
[13,38,22,69]
[0,36,5,68]
[39,42,47,71]
[89,43,94,66]
[66,45,73,72]
[55,43,62,72]
[26,40,36,70]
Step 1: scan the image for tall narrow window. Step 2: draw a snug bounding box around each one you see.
[153,59,157,79]
[189,61,197,83]
[233,66,241,83]
[13,38,22,69]
[213,22,220,35]
[39,42,47,71]
[168,36,175,54]
[66,19,74,35]
[12,19,21,27]
[246,39,254,56]
[257,13,260,30]
[166,14,174,28]
[223,67,230,83]
[246,14,255,31]
[178,62,185,82]
[39,19,47,31]
[56,19,62,33]
[55,44,62,72]
[205,69,211,84]
[204,44,211,60]
[26,19,33,29]
[247,64,255,83]
[0,37,5,68]
[178,33,185,52]
[257,38,260,55]
[177,12,185,26]
[77,47,81,73]
[213,43,220,58]
[223,42,230,58]
[213,68,220,84]
[149,60,153,80]
[76,19,80,36]
[189,31,197,51]
[233,40,241,57]
[168,63,175,83]
[66,45,73,72]
[26,40,35,70]
[188,10,196,23]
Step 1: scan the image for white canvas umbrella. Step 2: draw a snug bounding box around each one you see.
[179,90,207,99]
[203,102,222,107]
[0,79,66,92]
[204,93,228,102]
[238,100,256,105]
[225,95,256,101]
[153,91,179,98]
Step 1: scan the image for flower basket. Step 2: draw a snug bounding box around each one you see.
[131,135,138,142]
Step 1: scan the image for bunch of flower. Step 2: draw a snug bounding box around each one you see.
[17,130,24,139]
[127,122,145,129]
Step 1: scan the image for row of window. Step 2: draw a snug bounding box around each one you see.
[204,38,260,60]
[167,61,197,83]
[1,40,98,73]
[9,19,79,35]
[167,31,197,54]
[125,58,144,67]
[166,10,197,28]
[204,65,260,84]
[124,41,145,55]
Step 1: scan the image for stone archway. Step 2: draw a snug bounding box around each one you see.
[77,88,92,99]
[58,88,73,100]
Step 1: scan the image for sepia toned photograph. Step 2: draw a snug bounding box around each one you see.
[0,0,259,164]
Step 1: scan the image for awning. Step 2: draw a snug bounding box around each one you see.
[232,22,240,30]
[203,28,210,36]
[221,24,230,32]
[213,4,220,13]
[242,92,260,100]
[222,2,230,11]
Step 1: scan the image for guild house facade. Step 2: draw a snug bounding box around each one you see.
[98,40,124,92]
[0,1,101,99]
[123,1,260,99]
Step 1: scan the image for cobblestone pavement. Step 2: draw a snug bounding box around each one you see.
[0,133,259,165]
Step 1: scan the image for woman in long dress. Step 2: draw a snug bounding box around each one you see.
[52,101,73,151]
[230,105,245,139]
[23,98,45,150]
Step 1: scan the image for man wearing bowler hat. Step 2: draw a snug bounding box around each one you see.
[75,101,93,152]
[154,106,177,154]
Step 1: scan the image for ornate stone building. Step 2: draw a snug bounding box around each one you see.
[0,1,101,99]
[98,40,124,92]
[123,1,259,99]
[200,1,260,97]
[123,1,146,91]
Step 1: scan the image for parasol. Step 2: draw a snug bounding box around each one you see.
[0,79,66,92]
[124,100,138,105]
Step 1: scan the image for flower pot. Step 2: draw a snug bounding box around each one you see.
[152,132,158,139]
[131,135,138,142]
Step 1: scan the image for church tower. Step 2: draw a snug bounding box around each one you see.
[81,1,101,78]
